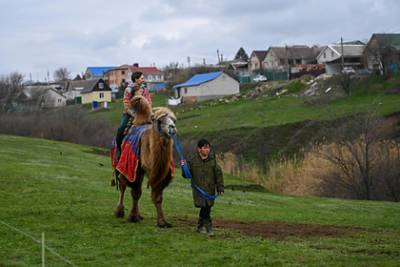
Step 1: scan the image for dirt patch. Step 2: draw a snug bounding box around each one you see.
[175,218,362,240]
[225,184,268,192]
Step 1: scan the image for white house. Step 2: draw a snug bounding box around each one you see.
[317,43,365,75]
[173,71,239,103]
[23,86,66,108]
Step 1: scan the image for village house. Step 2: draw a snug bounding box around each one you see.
[317,41,366,75]
[79,78,112,105]
[248,50,268,72]
[262,45,321,71]
[173,71,239,103]
[225,59,249,76]
[64,78,111,105]
[23,85,67,108]
[64,80,90,103]
[106,63,165,92]
[362,33,400,75]
[85,66,116,80]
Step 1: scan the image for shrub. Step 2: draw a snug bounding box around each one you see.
[0,106,115,148]
[286,81,305,93]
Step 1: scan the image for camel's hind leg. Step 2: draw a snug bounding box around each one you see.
[128,174,144,223]
[151,188,172,228]
[114,174,126,218]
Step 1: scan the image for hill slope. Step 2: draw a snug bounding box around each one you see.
[1,135,400,266]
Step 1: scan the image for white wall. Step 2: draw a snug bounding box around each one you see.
[263,50,280,69]
[317,46,340,64]
[180,73,239,101]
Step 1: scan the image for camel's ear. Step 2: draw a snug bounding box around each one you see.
[154,113,168,121]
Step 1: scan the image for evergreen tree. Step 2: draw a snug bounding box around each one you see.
[234,47,249,61]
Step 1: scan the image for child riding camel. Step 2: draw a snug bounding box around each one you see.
[115,71,152,156]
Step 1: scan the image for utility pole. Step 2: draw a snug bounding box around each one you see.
[341,37,344,71]
[187,56,191,68]
[285,45,290,80]
[217,49,220,64]
[203,58,206,65]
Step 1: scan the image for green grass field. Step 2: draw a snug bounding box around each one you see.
[1,135,400,266]
[93,76,400,136]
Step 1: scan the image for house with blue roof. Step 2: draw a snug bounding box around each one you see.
[173,71,239,103]
[85,66,117,80]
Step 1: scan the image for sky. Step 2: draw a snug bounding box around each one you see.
[1,0,399,81]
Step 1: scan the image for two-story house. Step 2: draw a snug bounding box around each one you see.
[106,63,165,91]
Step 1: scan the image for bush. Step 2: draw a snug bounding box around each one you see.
[286,81,305,93]
[0,106,115,148]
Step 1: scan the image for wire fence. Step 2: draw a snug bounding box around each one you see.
[0,220,77,267]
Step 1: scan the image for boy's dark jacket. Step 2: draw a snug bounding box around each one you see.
[183,152,224,207]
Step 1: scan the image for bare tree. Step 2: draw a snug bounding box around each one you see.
[338,73,352,96]
[53,67,71,82]
[0,72,25,111]
[317,113,398,200]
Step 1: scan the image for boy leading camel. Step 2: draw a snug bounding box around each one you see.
[182,139,224,237]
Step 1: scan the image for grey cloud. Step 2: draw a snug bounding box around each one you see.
[1,0,400,77]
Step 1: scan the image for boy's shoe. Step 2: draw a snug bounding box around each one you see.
[197,225,207,234]
[196,218,206,234]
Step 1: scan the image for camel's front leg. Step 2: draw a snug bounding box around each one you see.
[151,189,172,228]
[128,176,144,222]
[114,176,126,218]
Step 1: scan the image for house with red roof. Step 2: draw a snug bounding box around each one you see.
[106,63,164,92]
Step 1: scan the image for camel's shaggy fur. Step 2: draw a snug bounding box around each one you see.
[113,96,177,227]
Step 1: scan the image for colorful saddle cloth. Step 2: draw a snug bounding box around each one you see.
[115,124,151,182]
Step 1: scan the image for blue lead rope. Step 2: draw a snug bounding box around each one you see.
[172,134,218,201]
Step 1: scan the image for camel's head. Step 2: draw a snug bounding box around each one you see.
[152,107,177,137]
[130,95,152,124]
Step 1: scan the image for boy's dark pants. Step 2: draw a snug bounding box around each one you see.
[198,204,212,230]
[116,113,131,154]
[199,204,211,221]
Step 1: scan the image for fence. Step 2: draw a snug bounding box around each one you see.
[0,220,77,266]
[239,70,289,84]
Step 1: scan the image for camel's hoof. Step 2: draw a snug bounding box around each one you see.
[157,222,172,228]
[128,215,142,223]
[114,208,125,218]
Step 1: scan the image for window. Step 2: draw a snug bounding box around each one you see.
[99,93,104,98]
[58,99,61,103]
[323,53,326,59]
[122,79,125,83]
[121,70,125,75]
[184,88,188,94]
[98,82,104,89]
[331,51,335,57]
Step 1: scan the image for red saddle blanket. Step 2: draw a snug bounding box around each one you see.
[111,124,174,183]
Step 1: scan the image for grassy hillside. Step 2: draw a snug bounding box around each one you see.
[94,76,400,136]
[1,135,400,266]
